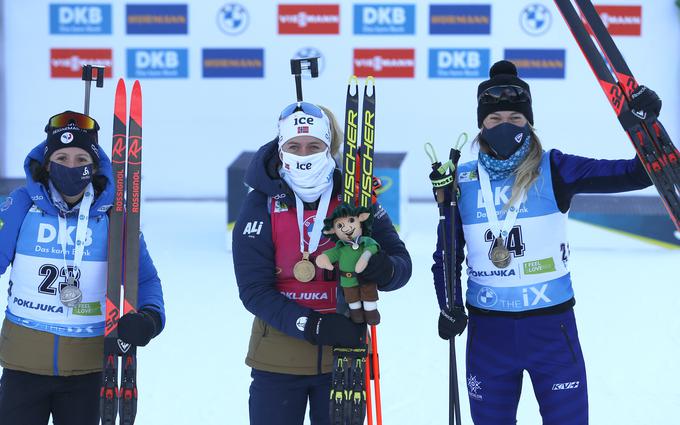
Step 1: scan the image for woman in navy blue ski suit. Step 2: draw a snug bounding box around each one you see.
[433,61,656,424]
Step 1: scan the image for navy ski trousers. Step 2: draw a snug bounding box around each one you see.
[0,368,102,425]
[249,369,332,425]
[466,308,588,425]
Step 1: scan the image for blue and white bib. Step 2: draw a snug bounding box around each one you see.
[458,151,573,312]
[7,205,109,336]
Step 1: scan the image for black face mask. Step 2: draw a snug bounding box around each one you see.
[49,162,93,197]
[480,123,531,160]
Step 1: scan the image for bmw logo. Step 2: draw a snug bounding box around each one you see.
[520,4,552,36]
[217,3,249,35]
[477,287,498,307]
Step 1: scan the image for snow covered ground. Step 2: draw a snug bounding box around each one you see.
[1,200,678,424]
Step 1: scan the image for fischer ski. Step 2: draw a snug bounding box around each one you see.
[100,79,143,425]
[331,76,382,425]
[554,0,680,231]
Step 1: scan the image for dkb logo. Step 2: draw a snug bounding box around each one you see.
[127,49,188,79]
[50,4,112,34]
[354,4,415,34]
[429,48,490,79]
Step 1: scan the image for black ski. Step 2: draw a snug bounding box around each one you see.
[100,78,143,425]
[101,78,127,425]
[554,0,680,230]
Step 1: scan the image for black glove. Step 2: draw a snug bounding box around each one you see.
[303,312,365,348]
[629,85,661,119]
[118,308,161,347]
[438,307,468,340]
[357,250,394,288]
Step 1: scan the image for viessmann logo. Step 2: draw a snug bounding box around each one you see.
[593,5,641,36]
[353,49,414,78]
[278,4,340,34]
[50,48,112,78]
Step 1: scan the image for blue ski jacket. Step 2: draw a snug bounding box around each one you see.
[0,141,165,376]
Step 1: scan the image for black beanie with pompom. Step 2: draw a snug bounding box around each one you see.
[476,60,533,128]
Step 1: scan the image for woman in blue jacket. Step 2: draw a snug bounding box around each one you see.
[433,61,656,424]
[0,111,166,425]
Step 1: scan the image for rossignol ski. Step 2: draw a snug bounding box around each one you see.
[101,79,143,425]
[554,0,680,231]
[331,76,382,425]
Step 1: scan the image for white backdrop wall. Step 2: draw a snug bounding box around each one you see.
[2,0,678,200]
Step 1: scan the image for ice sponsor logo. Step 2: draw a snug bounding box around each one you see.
[504,49,565,79]
[429,4,491,35]
[49,4,112,34]
[353,48,415,78]
[126,4,188,34]
[520,3,552,36]
[217,3,249,35]
[552,381,580,391]
[202,48,264,78]
[353,4,415,35]
[278,4,340,34]
[429,48,489,79]
[293,47,325,77]
[593,5,642,36]
[477,287,498,307]
[127,49,188,79]
[467,375,483,401]
[50,48,113,79]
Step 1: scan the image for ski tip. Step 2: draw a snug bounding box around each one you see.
[130,80,142,123]
[348,75,358,85]
[114,79,127,119]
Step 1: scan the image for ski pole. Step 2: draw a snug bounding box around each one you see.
[81,65,105,116]
[370,325,382,425]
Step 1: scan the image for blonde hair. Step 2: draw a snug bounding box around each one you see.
[318,105,343,157]
[475,125,543,207]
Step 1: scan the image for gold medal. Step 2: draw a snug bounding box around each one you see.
[490,237,511,269]
[293,252,316,283]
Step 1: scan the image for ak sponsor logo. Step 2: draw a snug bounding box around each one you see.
[127,48,188,78]
[353,4,415,35]
[520,3,552,36]
[504,49,565,79]
[278,4,340,34]
[353,48,415,78]
[202,48,264,78]
[217,3,249,35]
[126,4,188,34]
[429,48,490,79]
[429,4,491,35]
[552,381,580,391]
[593,5,642,36]
[50,48,113,79]
[49,4,112,34]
